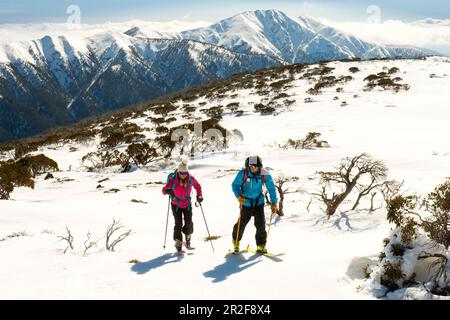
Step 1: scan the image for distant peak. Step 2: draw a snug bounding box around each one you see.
[233,9,289,19]
[124,26,140,37]
[254,9,286,16]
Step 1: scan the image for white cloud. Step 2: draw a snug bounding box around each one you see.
[318,18,450,55]
[0,20,211,45]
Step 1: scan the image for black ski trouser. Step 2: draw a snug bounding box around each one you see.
[232,204,266,246]
[172,204,193,241]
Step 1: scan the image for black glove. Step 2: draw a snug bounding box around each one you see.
[165,189,174,196]
[197,196,203,203]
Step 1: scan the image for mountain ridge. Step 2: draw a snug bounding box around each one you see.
[0,9,438,143]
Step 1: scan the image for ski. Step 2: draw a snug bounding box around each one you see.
[176,250,194,255]
[227,249,248,255]
[245,247,285,259]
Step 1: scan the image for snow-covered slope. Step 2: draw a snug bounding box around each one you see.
[1,56,449,299]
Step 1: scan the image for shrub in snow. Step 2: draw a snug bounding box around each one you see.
[421,180,450,249]
[274,93,289,100]
[388,67,400,74]
[16,154,59,177]
[154,134,177,158]
[105,219,133,252]
[100,123,145,149]
[200,106,223,120]
[149,116,166,125]
[101,131,145,149]
[271,175,302,216]
[57,226,74,254]
[270,79,292,90]
[363,70,410,93]
[283,99,296,107]
[254,103,276,115]
[82,150,128,171]
[183,105,197,113]
[44,173,54,180]
[152,103,177,115]
[367,226,448,298]
[314,153,388,216]
[365,180,450,298]
[226,102,240,110]
[0,231,30,241]
[155,126,169,134]
[381,180,405,207]
[349,67,360,73]
[0,160,35,199]
[165,117,177,123]
[280,132,328,150]
[304,97,314,103]
[63,129,98,146]
[83,232,100,256]
[306,87,322,95]
[14,143,38,160]
[126,142,159,166]
[305,65,335,77]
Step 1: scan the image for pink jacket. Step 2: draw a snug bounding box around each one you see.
[162,171,202,209]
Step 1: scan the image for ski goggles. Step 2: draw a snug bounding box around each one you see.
[249,164,260,169]
[178,171,189,175]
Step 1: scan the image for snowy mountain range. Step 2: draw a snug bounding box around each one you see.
[0,9,437,142]
[178,10,433,63]
[0,34,282,142]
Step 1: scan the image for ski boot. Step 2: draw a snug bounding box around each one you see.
[175,239,183,252]
[256,245,267,254]
[233,241,240,254]
[185,234,192,249]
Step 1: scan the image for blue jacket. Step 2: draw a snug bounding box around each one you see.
[232,166,278,207]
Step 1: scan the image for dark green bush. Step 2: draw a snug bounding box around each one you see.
[16,154,59,177]
[0,161,35,199]
[126,142,159,166]
[254,103,276,115]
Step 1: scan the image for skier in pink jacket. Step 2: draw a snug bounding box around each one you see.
[162,160,202,252]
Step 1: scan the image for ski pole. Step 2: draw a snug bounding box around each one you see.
[234,204,243,248]
[266,206,276,242]
[197,202,215,253]
[163,197,170,250]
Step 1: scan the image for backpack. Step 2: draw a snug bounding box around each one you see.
[167,170,194,210]
[241,167,267,207]
[242,167,267,186]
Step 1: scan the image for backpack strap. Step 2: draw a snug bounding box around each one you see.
[241,167,267,207]
[168,171,193,211]
[261,168,267,184]
[241,168,248,194]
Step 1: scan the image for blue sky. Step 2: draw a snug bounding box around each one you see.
[0,0,449,24]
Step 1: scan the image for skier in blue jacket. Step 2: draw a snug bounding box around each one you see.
[231,155,278,254]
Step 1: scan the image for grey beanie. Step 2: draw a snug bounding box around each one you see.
[178,160,188,171]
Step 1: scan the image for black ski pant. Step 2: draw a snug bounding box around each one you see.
[172,204,193,242]
[232,204,266,246]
